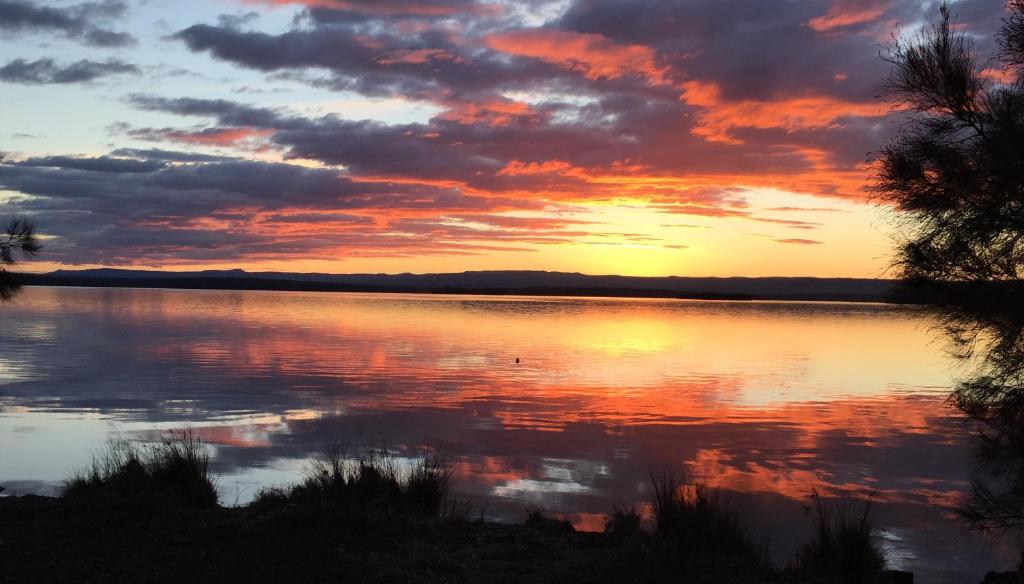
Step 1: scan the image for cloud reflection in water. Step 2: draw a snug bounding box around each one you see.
[0,287,1016,581]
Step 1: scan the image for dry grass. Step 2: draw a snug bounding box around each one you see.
[253,447,453,517]
[650,469,754,553]
[604,506,641,536]
[64,428,217,509]
[792,490,886,582]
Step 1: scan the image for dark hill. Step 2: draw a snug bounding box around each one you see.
[29,269,896,302]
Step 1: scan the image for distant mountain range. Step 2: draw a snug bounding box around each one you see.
[13,268,899,302]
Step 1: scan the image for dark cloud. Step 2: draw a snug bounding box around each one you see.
[121,93,837,199]
[0,0,135,47]
[18,155,165,173]
[108,148,238,163]
[0,58,138,84]
[171,21,560,100]
[126,95,505,180]
[555,0,879,101]
[216,11,260,29]
[159,0,945,195]
[2,154,442,209]
[316,0,491,15]
[128,95,283,127]
[0,153,535,264]
[555,0,1004,102]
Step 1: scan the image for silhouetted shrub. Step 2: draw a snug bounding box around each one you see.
[641,468,772,580]
[793,491,886,583]
[406,453,453,515]
[650,469,752,554]
[253,447,452,517]
[64,429,217,509]
[524,509,575,531]
[604,506,641,536]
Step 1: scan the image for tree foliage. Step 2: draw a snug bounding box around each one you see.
[0,218,41,265]
[0,217,41,300]
[875,2,1024,284]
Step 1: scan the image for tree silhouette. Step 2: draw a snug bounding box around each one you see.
[935,302,1024,532]
[874,2,1024,285]
[878,0,1024,544]
[0,217,41,300]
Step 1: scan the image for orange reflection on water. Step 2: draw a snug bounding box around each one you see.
[3,287,987,578]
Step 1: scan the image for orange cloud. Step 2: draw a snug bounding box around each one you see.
[807,1,888,32]
[438,98,537,126]
[980,67,1018,85]
[680,80,886,144]
[498,159,578,177]
[484,30,673,87]
[163,127,273,147]
[377,48,466,66]
[493,152,872,203]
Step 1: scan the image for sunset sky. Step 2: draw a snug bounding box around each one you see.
[0,0,1009,277]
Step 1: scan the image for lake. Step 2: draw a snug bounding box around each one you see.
[0,286,1016,582]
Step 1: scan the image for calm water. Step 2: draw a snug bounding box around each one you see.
[0,287,1016,581]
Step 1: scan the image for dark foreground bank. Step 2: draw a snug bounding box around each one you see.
[0,493,910,584]
[3,493,699,584]
[0,431,986,584]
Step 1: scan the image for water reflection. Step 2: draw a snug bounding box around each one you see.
[934,299,1024,554]
[0,287,1016,582]
[0,275,20,302]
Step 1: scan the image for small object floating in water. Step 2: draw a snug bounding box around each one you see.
[515,357,520,363]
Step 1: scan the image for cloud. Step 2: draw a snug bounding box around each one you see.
[118,124,274,148]
[0,153,557,265]
[245,0,495,16]
[556,0,892,102]
[765,206,844,213]
[679,80,886,144]
[171,18,569,105]
[807,0,889,32]
[0,58,139,84]
[751,217,822,230]
[774,238,824,245]
[484,29,673,86]
[0,0,135,47]
[18,155,165,173]
[109,148,239,163]
[122,93,879,207]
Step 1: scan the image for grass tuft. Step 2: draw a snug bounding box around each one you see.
[793,490,886,582]
[406,453,453,515]
[63,428,217,510]
[253,447,453,518]
[650,469,752,552]
[604,506,641,536]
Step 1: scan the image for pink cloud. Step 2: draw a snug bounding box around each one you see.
[484,30,673,87]
[807,1,888,32]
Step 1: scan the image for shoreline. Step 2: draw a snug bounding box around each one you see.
[13,274,899,304]
[0,433,920,584]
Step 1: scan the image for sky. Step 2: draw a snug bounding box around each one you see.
[0,0,1010,277]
